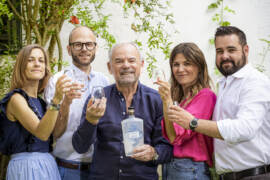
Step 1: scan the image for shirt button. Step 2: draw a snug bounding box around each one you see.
[122,112,126,116]
[121,98,124,102]
[120,156,123,159]
[119,169,122,173]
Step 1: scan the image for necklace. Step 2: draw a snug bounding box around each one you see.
[29,97,42,119]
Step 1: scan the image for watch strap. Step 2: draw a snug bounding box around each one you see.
[48,101,60,111]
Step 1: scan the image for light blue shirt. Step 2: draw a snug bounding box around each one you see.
[44,64,109,162]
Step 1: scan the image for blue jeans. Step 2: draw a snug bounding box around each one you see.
[162,158,210,180]
[57,159,90,180]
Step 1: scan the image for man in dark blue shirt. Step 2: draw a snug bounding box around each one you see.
[72,42,173,180]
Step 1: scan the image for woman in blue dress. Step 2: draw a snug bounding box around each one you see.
[0,44,74,180]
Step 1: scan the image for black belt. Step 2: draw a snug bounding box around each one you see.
[219,165,270,180]
[56,158,90,171]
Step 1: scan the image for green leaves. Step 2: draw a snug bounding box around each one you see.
[0,0,13,19]
[256,36,270,72]
[0,55,15,98]
[208,3,218,9]
[224,5,235,14]
[123,0,176,77]
[260,38,270,44]
[208,0,235,45]
[208,0,235,27]
[1,0,176,81]
[75,2,116,48]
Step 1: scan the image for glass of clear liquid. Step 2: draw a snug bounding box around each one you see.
[152,68,166,83]
[64,69,87,92]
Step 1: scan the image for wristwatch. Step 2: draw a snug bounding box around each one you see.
[48,101,60,111]
[189,118,198,131]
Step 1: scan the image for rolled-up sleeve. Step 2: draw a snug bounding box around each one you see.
[217,102,269,144]
[217,81,270,144]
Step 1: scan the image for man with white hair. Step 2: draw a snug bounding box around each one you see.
[72,42,173,180]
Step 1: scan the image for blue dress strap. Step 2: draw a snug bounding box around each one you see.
[0,89,29,114]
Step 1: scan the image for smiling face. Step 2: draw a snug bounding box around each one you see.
[172,53,199,91]
[107,43,144,87]
[25,48,46,81]
[215,34,249,76]
[68,27,97,68]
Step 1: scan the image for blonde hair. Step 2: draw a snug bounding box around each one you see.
[10,44,51,93]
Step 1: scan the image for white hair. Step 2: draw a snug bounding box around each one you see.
[108,42,143,62]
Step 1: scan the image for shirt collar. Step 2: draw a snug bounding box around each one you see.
[71,64,95,79]
[112,81,141,98]
[231,63,251,79]
[218,63,251,83]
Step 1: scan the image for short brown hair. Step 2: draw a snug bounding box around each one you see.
[169,42,212,102]
[10,44,51,93]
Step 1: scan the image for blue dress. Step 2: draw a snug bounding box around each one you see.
[0,89,61,180]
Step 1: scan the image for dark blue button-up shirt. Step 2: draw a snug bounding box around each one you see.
[72,83,173,180]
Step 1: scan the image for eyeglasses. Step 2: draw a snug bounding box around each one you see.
[69,42,97,51]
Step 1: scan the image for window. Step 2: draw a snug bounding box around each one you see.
[0,0,22,54]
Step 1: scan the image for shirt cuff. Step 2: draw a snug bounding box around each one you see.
[81,119,97,133]
[217,119,235,144]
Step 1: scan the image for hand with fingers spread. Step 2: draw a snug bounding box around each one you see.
[85,97,107,125]
[131,144,157,162]
[167,105,194,129]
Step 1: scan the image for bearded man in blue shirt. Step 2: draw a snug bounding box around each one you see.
[72,42,173,180]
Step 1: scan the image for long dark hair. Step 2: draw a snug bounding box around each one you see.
[169,42,212,102]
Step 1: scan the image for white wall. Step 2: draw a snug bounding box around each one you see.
[60,0,270,88]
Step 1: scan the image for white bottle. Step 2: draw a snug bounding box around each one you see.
[121,107,144,156]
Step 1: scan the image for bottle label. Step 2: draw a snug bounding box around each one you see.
[128,131,140,139]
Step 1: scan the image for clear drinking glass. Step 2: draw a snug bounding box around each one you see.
[74,73,88,92]
[64,69,87,92]
[152,68,166,83]
[91,86,105,100]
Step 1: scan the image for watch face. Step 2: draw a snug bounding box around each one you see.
[191,120,197,126]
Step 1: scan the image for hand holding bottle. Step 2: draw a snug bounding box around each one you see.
[131,145,157,162]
